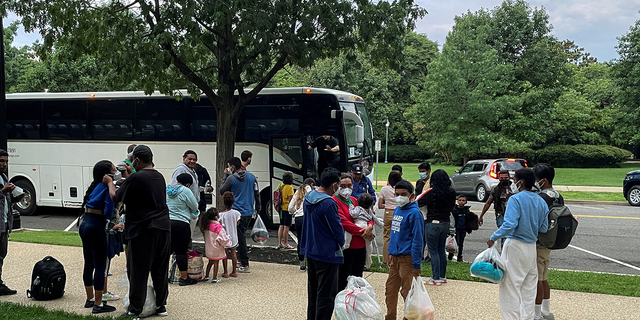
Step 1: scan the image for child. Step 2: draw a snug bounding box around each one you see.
[219,191,241,278]
[278,171,295,249]
[450,195,471,262]
[199,207,232,283]
[384,180,424,320]
[343,193,384,267]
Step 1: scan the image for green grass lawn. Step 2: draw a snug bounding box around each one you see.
[0,302,101,320]
[369,162,640,187]
[365,258,640,297]
[8,230,82,247]
[560,191,627,202]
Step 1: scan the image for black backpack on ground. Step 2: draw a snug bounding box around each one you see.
[538,190,579,250]
[26,256,66,300]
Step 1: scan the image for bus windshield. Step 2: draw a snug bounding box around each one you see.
[355,103,373,158]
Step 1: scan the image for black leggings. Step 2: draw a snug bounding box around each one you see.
[295,216,304,261]
[79,213,107,291]
[338,247,366,290]
[170,220,191,272]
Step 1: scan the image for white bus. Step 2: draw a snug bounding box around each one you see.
[5,87,374,228]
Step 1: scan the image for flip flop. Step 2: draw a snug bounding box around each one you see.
[221,273,229,278]
[284,244,294,249]
[230,273,238,277]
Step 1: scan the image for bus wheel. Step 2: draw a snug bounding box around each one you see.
[13,179,37,216]
[260,190,277,230]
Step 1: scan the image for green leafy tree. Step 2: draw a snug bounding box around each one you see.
[612,16,640,156]
[414,0,570,162]
[556,39,598,67]
[3,21,35,92]
[10,0,425,189]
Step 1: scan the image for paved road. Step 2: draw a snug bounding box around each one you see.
[19,200,640,275]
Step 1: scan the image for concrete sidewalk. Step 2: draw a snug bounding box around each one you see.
[2,241,640,319]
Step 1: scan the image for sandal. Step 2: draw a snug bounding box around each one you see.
[230,273,238,277]
[283,244,294,249]
[221,273,229,278]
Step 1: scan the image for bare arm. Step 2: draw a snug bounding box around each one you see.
[102,175,120,202]
[378,197,385,209]
[478,198,492,226]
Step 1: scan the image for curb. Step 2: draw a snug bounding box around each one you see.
[564,199,629,206]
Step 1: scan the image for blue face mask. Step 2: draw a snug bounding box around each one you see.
[419,172,428,180]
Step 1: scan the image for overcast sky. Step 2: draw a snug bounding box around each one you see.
[4,0,640,62]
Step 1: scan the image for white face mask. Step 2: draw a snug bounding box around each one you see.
[395,196,411,207]
[339,187,353,198]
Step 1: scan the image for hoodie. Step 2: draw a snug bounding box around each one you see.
[300,190,345,264]
[219,170,261,217]
[388,201,424,269]
[166,184,199,224]
[172,163,200,202]
[452,205,471,229]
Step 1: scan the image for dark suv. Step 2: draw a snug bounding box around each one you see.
[623,170,640,206]
[450,158,527,201]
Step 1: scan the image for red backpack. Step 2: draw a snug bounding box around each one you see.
[273,183,283,213]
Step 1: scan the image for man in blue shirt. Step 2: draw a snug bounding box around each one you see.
[219,157,261,273]
[385,180,423,320]
[487,168,548,320]
[350,164,376,202]
[300,168,343,320]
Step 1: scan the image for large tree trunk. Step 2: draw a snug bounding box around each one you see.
[215,106,238,209]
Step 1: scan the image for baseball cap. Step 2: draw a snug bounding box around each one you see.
[352,164,363,174]
[132,144,153,163]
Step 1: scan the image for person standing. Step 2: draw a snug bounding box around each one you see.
[104,145,171,318]
[289,178,316,271]
[308,135,340,176]
[300,168,344,320]
[240,150,253,170]
[487,168,549,320]
[384,180,423,320]
[166,173,199,286]
[121,144,137,178]
[333,174,374,290]
[479,170,516,249]
[0,149,19,296]
[350,164,376,202]
[534,163,563,320]
[80,160,117,313]
[277,171,295,249]
[219,157,260,273]
[415,162,431,195]
[378,171,402,263]
[172,150,200,203]
[417,169,456,285]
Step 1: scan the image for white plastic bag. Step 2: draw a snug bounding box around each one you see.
[121,274,157,318]
[469,245,505,283]
[250,215,269,244]
[404,277,435,320]
[445,235,457,253]
[334,276,383,320]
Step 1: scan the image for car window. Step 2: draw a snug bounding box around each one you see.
[472,163,486,172]
[461,164,474,173]
[497,161,523,171]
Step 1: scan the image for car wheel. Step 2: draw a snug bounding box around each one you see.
[13,179,37,216]
[476,184,488,202]
[627,186,640,206]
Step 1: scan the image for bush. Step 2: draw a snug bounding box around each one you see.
[386,144,432,162]
[535,145,631,168]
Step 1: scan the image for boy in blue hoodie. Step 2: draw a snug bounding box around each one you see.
[385,180,424,320]
[300,168,344,320]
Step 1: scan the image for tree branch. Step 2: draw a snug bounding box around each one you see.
[240,54,288,108]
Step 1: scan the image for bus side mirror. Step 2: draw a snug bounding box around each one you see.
[356,125,364,148]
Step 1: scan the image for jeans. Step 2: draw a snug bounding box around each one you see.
[307,258,339,320]
[237,215,252,266]
[496,216,506,249]
[425,221,449,280]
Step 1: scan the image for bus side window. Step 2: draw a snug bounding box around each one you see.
[136,98,185,141]
[189,98,217,142]
[89,99,134,140]
[44,100,88,140]
[7,100,42,139]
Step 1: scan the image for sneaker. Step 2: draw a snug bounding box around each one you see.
[92,302,116,314]
[119,312,141,320]
[0,283,17,296]
[84,299,95,308]
[436,278,447,284]
[542,312,555,320]
[203,277,212,282]
[179,277,198,286]
[102,291,120,301]
[238,265,250,273]
[156,305,168,317]
[425,278,441,286]
[457,257,464,262]
[210,278,222,283]
[300,261,306,271]
[107,271,113,276]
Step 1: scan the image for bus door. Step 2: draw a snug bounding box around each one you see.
[269,136,305,225]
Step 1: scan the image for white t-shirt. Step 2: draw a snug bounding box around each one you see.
[219,209,241,247]
[379,185,398,210]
